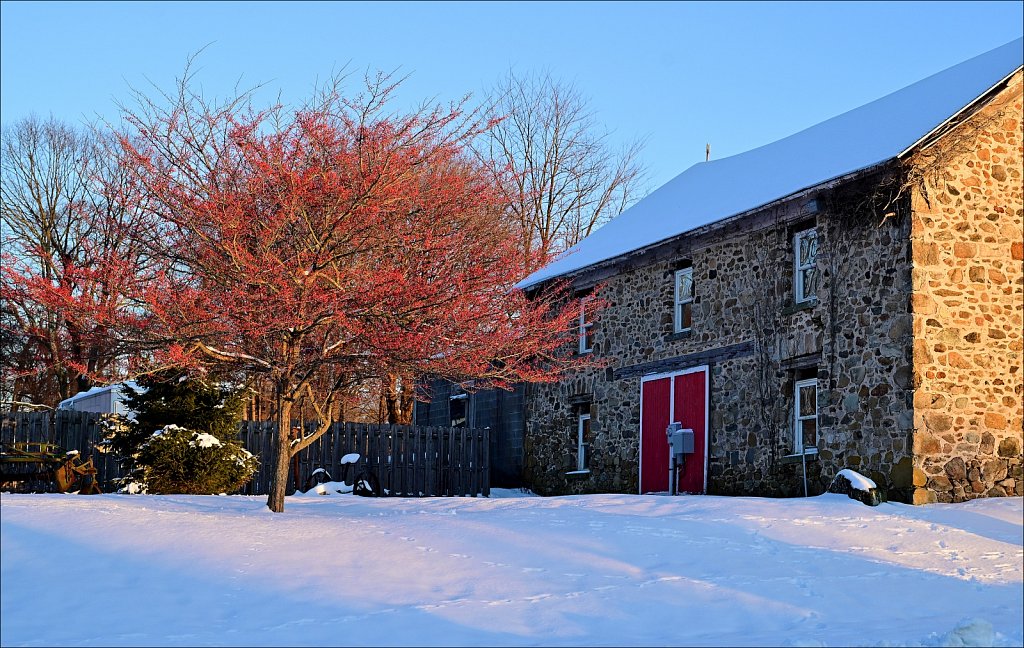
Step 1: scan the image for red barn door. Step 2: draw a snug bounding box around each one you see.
[674,369,707,494]
[640,377,671,493]
[639,367,708,494]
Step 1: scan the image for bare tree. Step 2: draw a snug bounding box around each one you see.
[479,71,647,272]
[1,116,151,407]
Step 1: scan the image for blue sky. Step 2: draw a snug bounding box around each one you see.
[2,1,1021,190]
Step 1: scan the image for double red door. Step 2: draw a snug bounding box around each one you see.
[640,367,708,494]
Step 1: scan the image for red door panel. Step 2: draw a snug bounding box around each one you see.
[640,377,671,494]
[673,370,707,494]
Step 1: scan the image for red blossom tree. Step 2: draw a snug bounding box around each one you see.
[116,73,590,512]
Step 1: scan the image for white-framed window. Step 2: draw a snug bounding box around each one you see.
[674,267,694,333]
[577,412,591,471]
[578,300,594,354]
[794,378,818,452]
[794,228,818,303]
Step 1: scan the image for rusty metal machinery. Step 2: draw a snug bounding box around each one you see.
[0,442,102,494]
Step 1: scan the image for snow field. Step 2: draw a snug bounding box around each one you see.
[1,492,1021,646]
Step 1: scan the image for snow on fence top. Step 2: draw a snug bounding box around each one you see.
[519,38,1023,289]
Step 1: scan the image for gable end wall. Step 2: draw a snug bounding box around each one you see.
[909,70,1024,503]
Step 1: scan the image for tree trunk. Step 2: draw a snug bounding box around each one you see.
[267,398,293,512]
[382,374,414,425]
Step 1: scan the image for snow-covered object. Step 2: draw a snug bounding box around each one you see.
[57,381,141,416]
[828,468,884,506]
[117,481,147,494]
[188,432,223,449]
[520,38,1023,289]
[930,618,998,647]
[294,480,353,496]
[231,448,254,467]
[147,424,187,440]
[340,453,360,465]
[835,468,876,491]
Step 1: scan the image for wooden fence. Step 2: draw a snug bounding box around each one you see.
[0,411,489,497]
[241,422,490,498]
[0,410,122,492]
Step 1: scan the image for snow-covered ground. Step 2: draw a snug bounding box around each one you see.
[2,491,1021,647]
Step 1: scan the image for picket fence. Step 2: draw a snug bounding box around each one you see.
[0,411,489,497]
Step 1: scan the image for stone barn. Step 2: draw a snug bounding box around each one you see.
[517,39,1023,504]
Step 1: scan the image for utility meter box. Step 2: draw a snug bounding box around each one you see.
[666,423,695,458]
[679,429,695,454]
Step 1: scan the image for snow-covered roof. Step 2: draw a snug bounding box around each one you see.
[58,381,138,408]
[520,38,1023,289]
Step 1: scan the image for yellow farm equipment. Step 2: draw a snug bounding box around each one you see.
[0,442,102,494]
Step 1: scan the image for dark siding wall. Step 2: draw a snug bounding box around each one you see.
[416,381,525,487]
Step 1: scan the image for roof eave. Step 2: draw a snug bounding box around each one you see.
[522,159,898,292]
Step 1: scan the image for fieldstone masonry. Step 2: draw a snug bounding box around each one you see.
[908,71,1024,504]
[523,72,1023,504]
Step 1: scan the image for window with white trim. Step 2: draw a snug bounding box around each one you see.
[576,412,591,471]
[794,228,818,303]
[794,378,818,452]
[674,267,694,333]
[579,300,594,354]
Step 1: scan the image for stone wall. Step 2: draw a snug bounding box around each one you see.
[524,173,917,499]
[909,71,1024,504]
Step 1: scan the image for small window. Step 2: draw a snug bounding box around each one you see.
[794,228,818,303]
[579,300,594,354]
[794,378,817,452]
[674,268,694,333]
[577,413,591,471]
[449,390,468,427]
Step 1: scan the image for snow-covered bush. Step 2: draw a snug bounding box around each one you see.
[100,370,257,494]
[138,424,258,495]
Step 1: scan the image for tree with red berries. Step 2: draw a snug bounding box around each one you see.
[115,72,589,512]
